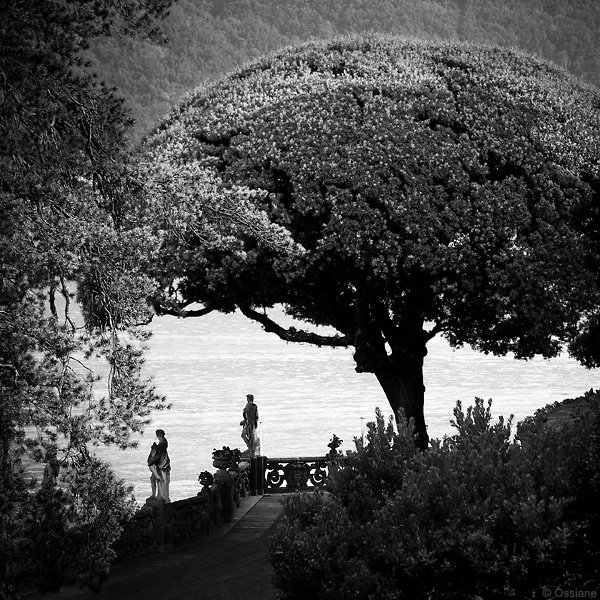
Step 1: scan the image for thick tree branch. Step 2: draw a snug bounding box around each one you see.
[425,321,446,341]
[153,301,215,319]
[237,303,352,347]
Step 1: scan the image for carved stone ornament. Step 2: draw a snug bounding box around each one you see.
[284,461,309,489]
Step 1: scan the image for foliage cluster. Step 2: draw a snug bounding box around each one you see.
[270,392,600,599]
[85,0,600,140]
[0,1,172,597]
[198,471,214,487]
[19,458,136,594]
[211,446,242,463]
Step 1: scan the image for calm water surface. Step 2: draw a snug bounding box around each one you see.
[95,309,599,502]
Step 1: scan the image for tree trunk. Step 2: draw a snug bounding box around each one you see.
[353,297,430,449]
[374,355,429,450]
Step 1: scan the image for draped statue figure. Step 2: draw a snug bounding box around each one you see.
[147,428,171,503]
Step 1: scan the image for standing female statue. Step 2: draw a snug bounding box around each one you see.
[147,428,171,502]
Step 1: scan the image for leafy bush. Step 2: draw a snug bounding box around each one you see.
[270,393,600,599]
[19,457,136,594]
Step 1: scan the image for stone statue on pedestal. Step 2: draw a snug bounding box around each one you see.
[146,429,171,504]
[240,393,260,457]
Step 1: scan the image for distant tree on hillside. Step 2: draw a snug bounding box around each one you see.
[143,36,600,449]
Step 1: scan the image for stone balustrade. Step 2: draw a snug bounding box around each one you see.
[115,459,250,559]
[114,451,334,561]
[262,456,330,491]
[14,443,339,592]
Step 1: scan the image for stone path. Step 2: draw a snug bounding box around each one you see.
[25,495,286,600]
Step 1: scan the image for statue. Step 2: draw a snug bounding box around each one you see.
[41,447,60,488]
[240,393,260,457]
[147,428,171,503]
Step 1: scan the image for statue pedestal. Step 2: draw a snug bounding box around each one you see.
[211,468,235,522]
[143,497,173,552]
[145,496,165,507]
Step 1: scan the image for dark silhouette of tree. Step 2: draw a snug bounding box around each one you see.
[0,1,171,596]
[145,36,600,449]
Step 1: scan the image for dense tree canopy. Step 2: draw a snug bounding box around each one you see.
[0,1,171,597]
[86,0,600,140]
[144,35,600,448]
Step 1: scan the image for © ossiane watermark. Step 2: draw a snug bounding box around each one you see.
[541,587,597,599]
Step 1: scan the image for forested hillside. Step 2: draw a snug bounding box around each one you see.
[87,0,600,142]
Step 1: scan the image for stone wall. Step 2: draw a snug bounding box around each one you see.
[113,505,156,558]
[114,460,252,559]
[172,494,221,545]
[114,492,223,558]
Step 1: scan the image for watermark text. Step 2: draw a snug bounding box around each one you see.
[541,587,597,599]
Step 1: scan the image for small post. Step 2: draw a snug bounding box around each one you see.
[249,456,267,496]
[256,456,266,495]
[211,448,235,522]
[250,457,258,496]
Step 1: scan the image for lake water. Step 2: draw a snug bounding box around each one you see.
[95,308,599,502]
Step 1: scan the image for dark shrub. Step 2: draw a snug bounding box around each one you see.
[270,394,600,599]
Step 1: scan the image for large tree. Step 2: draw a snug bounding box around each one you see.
[0,1,172,597]
[144,35,600,449]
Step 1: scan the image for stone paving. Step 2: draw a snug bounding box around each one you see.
[25,495,286,600]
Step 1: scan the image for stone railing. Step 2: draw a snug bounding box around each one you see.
[17,446,337,591]
[115,484,221,558]
[250,456,331,493]
[113,505,156,558]
[114,451,335,560]
[115,459,250,558]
